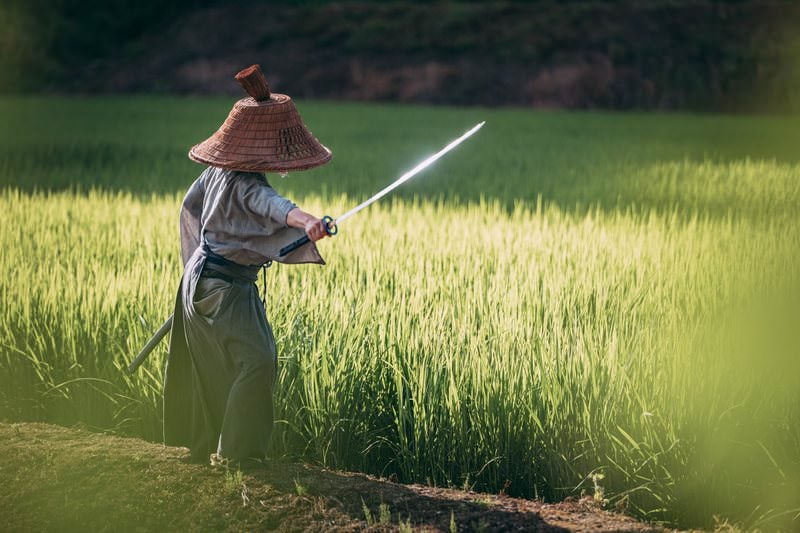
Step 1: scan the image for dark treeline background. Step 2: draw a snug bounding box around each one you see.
[1,0,799,112]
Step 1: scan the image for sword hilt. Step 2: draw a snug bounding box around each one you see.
[279,215,337,257]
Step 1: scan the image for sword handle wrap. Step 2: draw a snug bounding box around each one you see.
[279,215,337,257]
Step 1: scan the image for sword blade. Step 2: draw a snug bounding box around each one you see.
[278,121,486,258]
[335,121,485,224]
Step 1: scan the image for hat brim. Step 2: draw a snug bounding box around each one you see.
[188,95,332,172]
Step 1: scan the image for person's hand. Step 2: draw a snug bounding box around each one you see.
[287,208,331,242]
[304,217,329,242]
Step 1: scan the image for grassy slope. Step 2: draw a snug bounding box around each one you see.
[1,422,661,532]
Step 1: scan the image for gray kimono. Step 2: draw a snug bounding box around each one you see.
[164,166,324,463]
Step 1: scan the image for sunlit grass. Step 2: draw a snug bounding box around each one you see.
[0,98,798,529]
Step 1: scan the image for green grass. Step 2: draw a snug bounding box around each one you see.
[0,96,799,530]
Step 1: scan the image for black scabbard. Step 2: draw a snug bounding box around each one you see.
[127,315,173,374]
[279,235,310,257]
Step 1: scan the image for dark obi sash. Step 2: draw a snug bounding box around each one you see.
[201,245,261,283]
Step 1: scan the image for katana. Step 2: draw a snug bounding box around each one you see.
[127,315,172,374]
[279,121,485,256]
[127,121,485,373]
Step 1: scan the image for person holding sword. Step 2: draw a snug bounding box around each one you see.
[163,64,333,466]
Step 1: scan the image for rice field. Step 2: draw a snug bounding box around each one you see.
[1,96,799,530]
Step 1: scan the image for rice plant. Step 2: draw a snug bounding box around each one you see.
[0,97,798,529]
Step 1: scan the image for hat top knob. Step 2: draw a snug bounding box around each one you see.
[235,64,271,101]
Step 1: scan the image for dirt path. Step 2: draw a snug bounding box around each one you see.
[0,423,666,532]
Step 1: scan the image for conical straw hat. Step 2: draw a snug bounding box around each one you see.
[189,64,332,172]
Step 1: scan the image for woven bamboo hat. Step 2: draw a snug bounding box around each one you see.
[189,64,332,172]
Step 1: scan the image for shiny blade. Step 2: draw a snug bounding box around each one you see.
[335,121,485,225]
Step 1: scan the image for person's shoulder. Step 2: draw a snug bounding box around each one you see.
[199,167,265,187]
[195,166,225,186]
[236,171,269,184]
[233,171,274,191]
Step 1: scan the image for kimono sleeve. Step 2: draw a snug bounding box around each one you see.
[179,173,206,265]
[243,181,297,227]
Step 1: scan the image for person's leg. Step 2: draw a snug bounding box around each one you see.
[215,282,279,462]
[217,350,276,461]
[186,276,237,461]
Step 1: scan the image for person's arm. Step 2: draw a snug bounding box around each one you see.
[286,208,329,242]
[244,177,330,241]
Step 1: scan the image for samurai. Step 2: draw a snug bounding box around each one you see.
[163,64,332,465]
